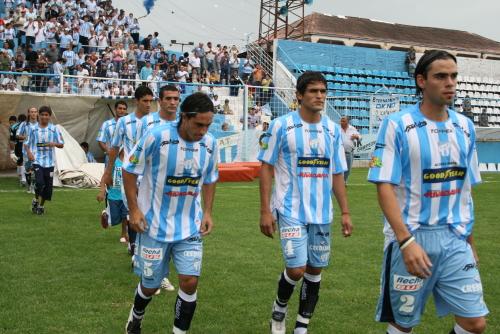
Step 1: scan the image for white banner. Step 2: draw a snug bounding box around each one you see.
[353,133,378,155]
[369,95,400,129]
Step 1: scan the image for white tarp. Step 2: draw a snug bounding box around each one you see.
[54,124,104,187]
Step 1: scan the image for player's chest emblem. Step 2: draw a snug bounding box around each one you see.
[183,159,194,171]
[438,142,451,157]
[309,138,319,150]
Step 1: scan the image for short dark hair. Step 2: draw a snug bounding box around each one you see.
[296,71,327,95]
[178,92,214,125]
[18,114,27,122]
[159,84,179,99]
[115,100,127,109]
[39,105,52,116]
[9,115,17,122]
[80,142,89,149]
[134,85,154,100]
[414,50,457,96]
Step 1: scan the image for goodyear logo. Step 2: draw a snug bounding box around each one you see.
[36,143,49,147]
[166,175,201,186]
[297,157,329,168]
[423,167,466,183]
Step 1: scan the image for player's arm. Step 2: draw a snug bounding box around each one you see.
[332,173,352,237]
[200,182,216,236]
[376,183,432,279]
[259,162,276,238]
[102,121,122,186]
[24,129,35,161]
[122,170,146,232]
[97,141,108,153]
[96,179,106,202]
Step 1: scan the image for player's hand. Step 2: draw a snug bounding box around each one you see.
[28,152,34,161]
[101,170,113,187]
[128,208,147,233]
[200,213,213,236]
[260,211,277,238]
[96,190,105,202]
[340,213,353,237]
[401,241,433,279]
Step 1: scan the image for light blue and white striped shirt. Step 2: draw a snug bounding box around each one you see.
[111,113,145,157]
[24,123,64,168]
[18,121,38,158]
[367,103,481,240]
[96,118,117,148]
[123,123,219,242]
[140,111,177,134]
[258,111,347,224]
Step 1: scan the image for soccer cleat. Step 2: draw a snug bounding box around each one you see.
[36,206,45,215]
[31,199,38,213]
[270,308,287,334]
[160,277,175,291]
[100,210,109,229]
[125,306,142,334]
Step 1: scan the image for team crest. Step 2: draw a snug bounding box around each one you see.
[183,159,194,171]
[438,142,451,157]
[309,138,319,150]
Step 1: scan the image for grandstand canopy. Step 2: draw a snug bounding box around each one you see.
[272,12,500,58]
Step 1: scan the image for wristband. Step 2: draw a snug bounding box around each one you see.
[399,236,415,251]
[399,235,412,247]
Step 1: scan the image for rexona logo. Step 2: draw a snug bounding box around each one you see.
[280,227,301,239]
[297,157,330,168]
[393,275,424,291]
[422,167,466,183]
[166,176,201,186]
[141,247,162,260]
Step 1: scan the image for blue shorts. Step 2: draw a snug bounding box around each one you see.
[376,225,489,328]
[106,199,128,227]
[133,232,203,289]
[277,213,331,268]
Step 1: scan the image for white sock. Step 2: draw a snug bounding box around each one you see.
[273,300,287,313]
[172,326,186,334]
[293,327,307,334]
[387,323,412,334]
[454,323,475,334]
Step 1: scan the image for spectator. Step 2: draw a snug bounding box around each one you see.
[479,108,489,127]
[189,53,201,82]
[289,98,299,111]
[80,142,96,163]
[340,116,361,185]
[222,99,233,115]
[46,79,59,93]
[139,61,152,81]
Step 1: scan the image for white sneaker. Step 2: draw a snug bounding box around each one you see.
[160,277,175,291]
[270,303,287,334]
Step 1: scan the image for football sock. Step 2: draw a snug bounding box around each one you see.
[173,289,197,332]
[128,224,137,244]
[450,323,475,334]
[275,270,298,311]
[25,172,31,188]
[295,273,321,330]
[387,323,412,334]
[132,283,152,320]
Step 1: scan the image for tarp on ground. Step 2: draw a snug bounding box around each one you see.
[0,92,157,170]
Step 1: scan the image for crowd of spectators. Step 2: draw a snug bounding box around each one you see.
[0,0,267,96]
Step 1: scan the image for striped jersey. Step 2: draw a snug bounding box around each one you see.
[123,123,219,242]
[258,111,347,224]
[17,121,38,157]
[367,103,481,240]
[96,118,117,148]
[111,112,145,157]
[24,123,64,168]
[140,111,177,134]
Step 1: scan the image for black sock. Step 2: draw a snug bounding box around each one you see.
[133,284,152,320]
[449,330,456,334]
[25,173,31,187]
[128,225,137,244]
[295,273,321,329]
[275,271,297,308]
[173,289,197,331]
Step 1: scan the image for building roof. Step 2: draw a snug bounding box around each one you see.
[277,12,500,55]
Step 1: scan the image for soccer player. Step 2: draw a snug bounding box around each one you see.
[24,106,64,215]
[258,71,353,334]
[368,50,488,334]
[101,86,153,251]
[96,100,128,165]
[122,92,218,334]
[139,83,181,293]
[17,107,39,193]
[141,84,180,133]
[10,114,25,186]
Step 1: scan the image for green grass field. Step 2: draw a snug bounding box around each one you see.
[0,169,498,334]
